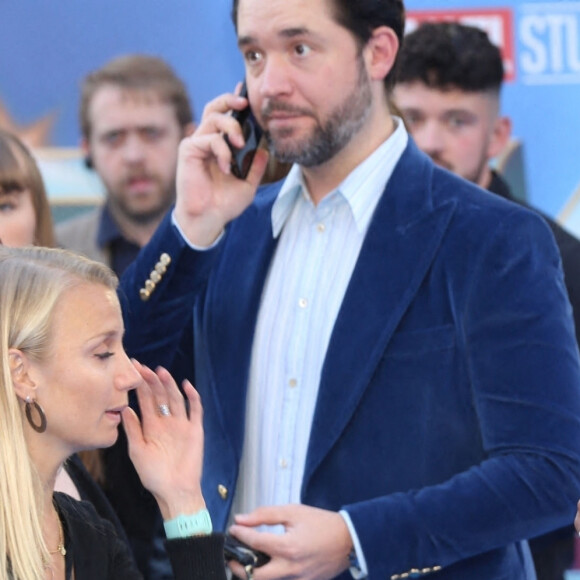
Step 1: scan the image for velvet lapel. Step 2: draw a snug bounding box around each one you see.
[302,141,457,490]
[206,184,280,461]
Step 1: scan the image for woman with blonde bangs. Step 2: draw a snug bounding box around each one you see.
[0,246,225,580]
[0,130,55,247]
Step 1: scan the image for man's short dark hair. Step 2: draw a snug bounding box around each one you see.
[396,22,504,93]
[80,54,193,140]
[231,0,406,90]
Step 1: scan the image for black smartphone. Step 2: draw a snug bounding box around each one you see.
[224,533,270,569]
[225,81,263,179]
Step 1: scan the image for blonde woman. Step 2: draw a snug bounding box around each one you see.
[0,246,225,580]
[0,129,131,553]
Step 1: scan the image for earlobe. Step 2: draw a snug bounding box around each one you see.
[81,138,94,170]
[364,26,400,81]
[183,122,196,138]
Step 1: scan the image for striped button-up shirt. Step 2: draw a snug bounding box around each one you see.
[232,120,408,560]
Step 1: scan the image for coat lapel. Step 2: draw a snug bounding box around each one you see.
[303,142,457,488]
[207,183,280,460]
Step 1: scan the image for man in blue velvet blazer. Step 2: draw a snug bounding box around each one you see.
[118,0,580,578]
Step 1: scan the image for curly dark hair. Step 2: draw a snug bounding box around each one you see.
[396,22,504,93]
[231,0,405,90]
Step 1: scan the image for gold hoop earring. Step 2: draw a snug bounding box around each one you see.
[25,396,47,433]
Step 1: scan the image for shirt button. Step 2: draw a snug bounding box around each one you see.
[288,378,297,388]
[298,298,308,308]
[279,458,288,469]
[317,223,325,233]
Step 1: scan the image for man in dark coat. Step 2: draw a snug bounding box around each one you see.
[394,21,580,580]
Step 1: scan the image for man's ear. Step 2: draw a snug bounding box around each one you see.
[81,137,94,170]
[488,115,512,160]
[8,348,37,400]
[182,122,196,138]
[363,26,400,82]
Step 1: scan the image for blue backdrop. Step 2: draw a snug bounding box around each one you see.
[2,1,580,230]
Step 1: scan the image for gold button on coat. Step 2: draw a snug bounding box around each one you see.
[218,484,228,500]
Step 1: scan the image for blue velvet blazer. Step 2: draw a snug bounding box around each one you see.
[120,140,580,579]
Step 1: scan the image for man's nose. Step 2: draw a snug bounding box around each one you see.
[121,133,147,163]
[258,54,293,100]
[413,121,444,156]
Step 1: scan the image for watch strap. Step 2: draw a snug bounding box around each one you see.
[164,508,213,539]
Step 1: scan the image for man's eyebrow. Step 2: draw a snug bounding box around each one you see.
[238,27,311,48]
[99,128,125,137]
[442,109,476,117]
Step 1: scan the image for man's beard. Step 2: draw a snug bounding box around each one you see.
[108,176,175,225]
[429,150,490,187]
[262,55,372,168]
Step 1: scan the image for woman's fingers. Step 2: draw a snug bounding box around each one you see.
[121,406,143,447]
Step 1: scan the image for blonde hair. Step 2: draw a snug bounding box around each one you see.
[0,130,55,248]
[0,246,117,580]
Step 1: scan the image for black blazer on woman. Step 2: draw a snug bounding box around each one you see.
[54,492,226,580]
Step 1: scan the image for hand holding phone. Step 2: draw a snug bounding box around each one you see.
[224,533,270,579]
[225,81,264,179]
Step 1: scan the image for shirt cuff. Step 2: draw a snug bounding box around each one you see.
[339,510,368,579]
[171,210,224,250]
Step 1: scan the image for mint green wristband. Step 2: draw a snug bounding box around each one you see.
[163,508,213,539]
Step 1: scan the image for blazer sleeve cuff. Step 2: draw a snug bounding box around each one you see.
[340,509,368,578]
[171,209,225,251]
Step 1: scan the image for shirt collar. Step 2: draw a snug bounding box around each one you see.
[271,117,408,237]
[97,204,125,248]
